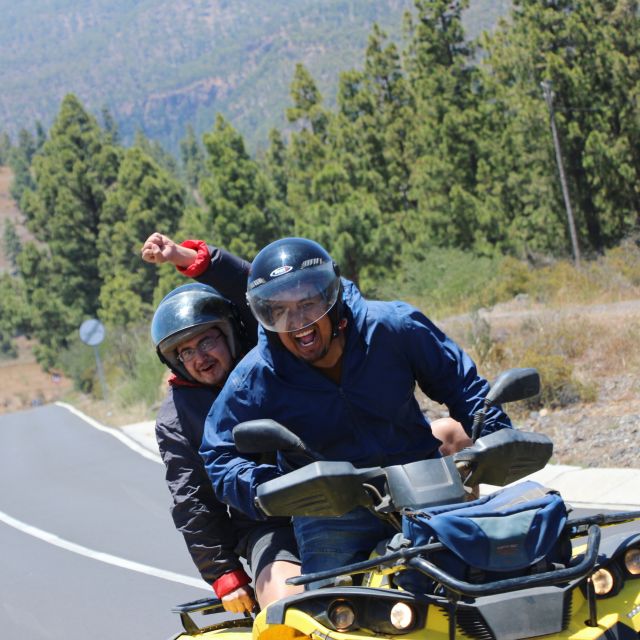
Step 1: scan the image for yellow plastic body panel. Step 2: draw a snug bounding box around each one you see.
[175,579,639,640]
[174,628,252,639]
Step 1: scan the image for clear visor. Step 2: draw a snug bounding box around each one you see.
[247,262,340,333]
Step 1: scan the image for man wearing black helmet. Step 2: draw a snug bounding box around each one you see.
[199,237,513,581]
[142,232,301,613]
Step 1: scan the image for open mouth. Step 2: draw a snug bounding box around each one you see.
[294,326,318,349]
[198,359,218,374]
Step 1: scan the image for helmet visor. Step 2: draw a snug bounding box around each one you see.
[247,262,340,333]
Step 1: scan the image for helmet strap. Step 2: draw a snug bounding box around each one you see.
[328,281,346,339]
[156,345,198,384]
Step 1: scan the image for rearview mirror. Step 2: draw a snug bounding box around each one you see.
[487,368,540,406]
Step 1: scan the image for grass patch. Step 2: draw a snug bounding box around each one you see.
[377,239,640,319]
[58,323,165,422]
[372,247,500,317]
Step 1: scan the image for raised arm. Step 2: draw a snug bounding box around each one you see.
[141,232,197,267]
[141,231,258,346]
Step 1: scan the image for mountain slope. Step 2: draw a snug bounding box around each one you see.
[0,0,509,151]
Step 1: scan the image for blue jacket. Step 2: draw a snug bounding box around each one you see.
[200,281,512,520]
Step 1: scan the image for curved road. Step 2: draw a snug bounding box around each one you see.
[0,404,214,639]
[1,403,633,639]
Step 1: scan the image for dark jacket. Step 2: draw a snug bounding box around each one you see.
[155,243,258,585]
[200,280,513,521]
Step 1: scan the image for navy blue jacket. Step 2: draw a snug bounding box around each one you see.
[200,280,512,521]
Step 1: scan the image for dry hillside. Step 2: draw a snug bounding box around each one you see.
[430,298,640,469]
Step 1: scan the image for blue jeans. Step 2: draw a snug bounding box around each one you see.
[293,507,397,589]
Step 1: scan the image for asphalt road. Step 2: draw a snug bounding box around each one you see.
[1,404,635,640]
[0,404,212,639]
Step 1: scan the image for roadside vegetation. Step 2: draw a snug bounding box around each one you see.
[45,238,640,427]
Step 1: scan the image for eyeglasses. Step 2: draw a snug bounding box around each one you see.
[177,333,224,363]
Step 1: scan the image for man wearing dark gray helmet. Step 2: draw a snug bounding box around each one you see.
[142,233,301,613]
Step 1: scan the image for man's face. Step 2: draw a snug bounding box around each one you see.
[270,287,344,367]
[176,328,233,387]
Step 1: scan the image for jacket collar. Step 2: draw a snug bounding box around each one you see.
[168,372,207,388]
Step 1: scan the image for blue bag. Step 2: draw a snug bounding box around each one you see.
[402,481,569,582]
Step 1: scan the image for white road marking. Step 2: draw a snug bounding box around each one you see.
[55,402,162,464]
[0,509,209,591]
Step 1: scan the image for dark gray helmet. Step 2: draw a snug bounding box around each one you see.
[246,237,341,334]
[151,283,241,381]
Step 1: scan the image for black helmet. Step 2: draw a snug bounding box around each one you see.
[247,237,341,334]
[151,283,241,381]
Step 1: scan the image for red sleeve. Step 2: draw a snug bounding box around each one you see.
[176,239,210,278]
[212,568,251,598]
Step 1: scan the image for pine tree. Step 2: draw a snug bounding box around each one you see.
[285,64,332,214]
[34,121,47,151]
[101,106,120,144]
[263,128,289,203]
[180,124,205,192]
[133,130,179,175]
[17,94,121,364]
[337,25,415,216]
[185,114,283,258]
[2,220,22,272]
[295,162,387,289]
[0,132,12,165]
[8,128,37,203]
[0,273,29,357]
[98,146,185,326]
[403,0,485,253]
[480,0,640,255]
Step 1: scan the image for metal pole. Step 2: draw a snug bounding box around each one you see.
[540,80,581,267]
[93,345,108,401]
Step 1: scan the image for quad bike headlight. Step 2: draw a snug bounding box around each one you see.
[390,602,416,630]
[624,547,640,575]
[328,600,356,632]
[590,562,624,598]
[591,568,615,596]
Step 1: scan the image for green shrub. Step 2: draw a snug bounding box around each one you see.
[485,256,533,305]
[58,323,164,407]
[600,239,640,287]
[372,247,501,317]
[106,326,166,409]
[519,350,596,408]
[58,335,103,394]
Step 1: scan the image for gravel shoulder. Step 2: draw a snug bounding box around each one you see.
[435,297,640,470]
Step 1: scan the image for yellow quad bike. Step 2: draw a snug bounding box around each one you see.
[170,369,640,640]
